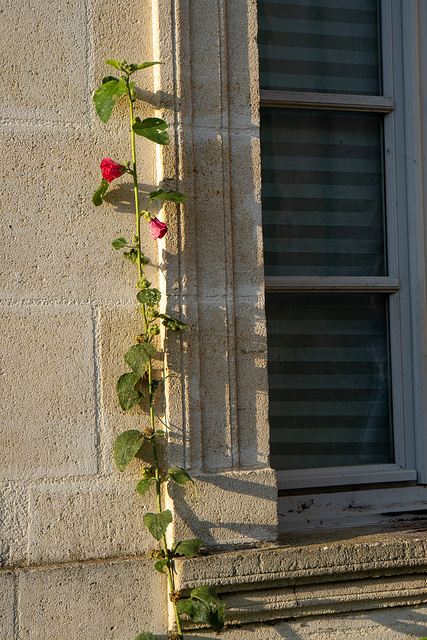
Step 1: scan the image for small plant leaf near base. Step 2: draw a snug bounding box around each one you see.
[154,558,169,574]
[114,430,145,472]
[143,509,173,540]
[124,343,156,378]
[172,538,202,558]
[166,467,198,500]
[116,372,143,411]
[134,633,160,640]
[136,477,153,496]
[176,585,225,630]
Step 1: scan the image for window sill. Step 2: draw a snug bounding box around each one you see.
[175,521,427,628]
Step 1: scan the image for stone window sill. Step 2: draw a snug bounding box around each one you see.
[175,521,427,628]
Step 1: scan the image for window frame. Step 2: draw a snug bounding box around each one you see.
[260,0,427,502]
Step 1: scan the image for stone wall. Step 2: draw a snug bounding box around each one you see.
[2,0,427,639]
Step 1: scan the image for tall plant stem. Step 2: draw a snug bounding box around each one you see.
[142,303,184,640]
[128,85,143,281]
[128,76,184,640]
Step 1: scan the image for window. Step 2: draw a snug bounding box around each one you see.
[258,0,427,526]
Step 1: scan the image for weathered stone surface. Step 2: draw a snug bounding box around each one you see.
[18,558,166,640]
[28,477,157,565]
[0,129,157,303]
[91,0,156,126]
[186,604,427,639]
[0,484,28,568]
[169,468,278,549]
[0,0,88,123]
[0,572,14,640]
[0,305,96,480]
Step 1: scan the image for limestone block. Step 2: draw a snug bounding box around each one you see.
[0,129,157,302]
[180,1,223,128]
[183,131,231,298]
[91,0,156,126]
[0,484,28,568]
[195,299,235,472]
[0,0,88,123]
[183,603,427,639]
[226,0,261,129]
[0,571,14,640]
[229,132,264,293]
[28,477,158,565]
[234,297,269,468]
[169,468,278,549]
[0,305,96,480]
[18,557,166,640]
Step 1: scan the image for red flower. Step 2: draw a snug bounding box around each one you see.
[100,158,125,183]
[149,217,168,239]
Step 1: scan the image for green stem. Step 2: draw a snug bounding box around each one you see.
[127,80,143,281]
[128,75,184,640]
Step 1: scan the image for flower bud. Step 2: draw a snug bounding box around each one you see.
[100,158,125,183]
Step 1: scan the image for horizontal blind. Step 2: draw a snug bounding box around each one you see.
[266,292,393,470]
[261,108,386,276]
[258,0,381,94]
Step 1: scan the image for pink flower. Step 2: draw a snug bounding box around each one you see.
[149,217,168,239]
[100,158,125,183]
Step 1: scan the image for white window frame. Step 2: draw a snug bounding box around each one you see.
[261,0,427,524]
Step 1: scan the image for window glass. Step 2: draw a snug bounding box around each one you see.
[258,0,382,95]
[261,109,386,276]
[266,292,393,470]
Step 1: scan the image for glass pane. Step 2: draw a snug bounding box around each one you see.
[261,109,386,277]
[258,0,382,95]
[266,292,393,470]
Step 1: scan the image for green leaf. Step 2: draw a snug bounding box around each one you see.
[114,429,144,472]
[132,118,169,145]
[137,288,161,308]
[149,189,188,204]
[92,178,109,206]
[102,75,118,84]
[159,313,190,332]
[124,343,156,378]
[112,237,127,249]
[105,59,121,70]
[143,509,172,540]
[136,477,152,496]
[172,538,202,558]
[123,248,138,263]
[166,467,193,485]
[153,430,165,438]
[176,594,224,630]
[192,585,225,629]
[134,633,160,640]
[176,586,225,630]
[154,558,169,574]
[93,76,127,123]
[167,467,198,500]
[129,61,161,73]
[116,372,143,411]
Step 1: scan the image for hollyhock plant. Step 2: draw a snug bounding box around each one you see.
[149,217,168,239]
[92,58,224,640]
[100,158,125,183]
